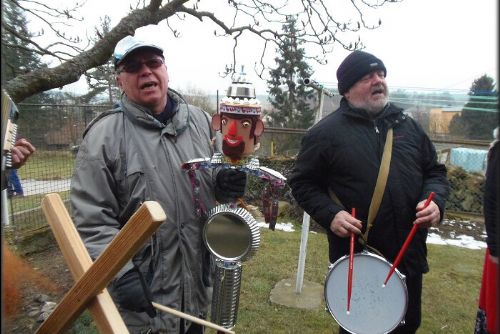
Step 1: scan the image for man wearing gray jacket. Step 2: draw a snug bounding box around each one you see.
[70,35,245,334]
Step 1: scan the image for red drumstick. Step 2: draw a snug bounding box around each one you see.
[383,192,435,287]
[347,208,356,313]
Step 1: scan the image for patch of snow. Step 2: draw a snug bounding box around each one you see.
[427,233,486,250]
[258,222,295,232]
[261,221,487,251]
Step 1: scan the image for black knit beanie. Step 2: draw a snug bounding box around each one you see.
[336,50,387,95]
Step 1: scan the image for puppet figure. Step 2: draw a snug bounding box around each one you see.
[181,69,285,331]
[211,73,264,164]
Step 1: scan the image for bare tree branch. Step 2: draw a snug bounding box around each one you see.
[4,0,402,102]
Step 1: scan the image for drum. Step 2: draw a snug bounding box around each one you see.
[324,251,408,334]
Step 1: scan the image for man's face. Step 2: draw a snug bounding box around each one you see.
[116,49,168,114]
[212,113,264,161]
[344,70,388,115]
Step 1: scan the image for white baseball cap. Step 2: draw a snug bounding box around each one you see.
[113,35,163,67]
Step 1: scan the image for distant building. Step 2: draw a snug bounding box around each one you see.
[429,107,461,135]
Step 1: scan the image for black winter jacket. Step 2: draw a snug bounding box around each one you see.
[288,98,449,276]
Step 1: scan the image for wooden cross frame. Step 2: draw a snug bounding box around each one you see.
[36,193,166,333]
[37,193,235,334]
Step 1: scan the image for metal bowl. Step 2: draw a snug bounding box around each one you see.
[204,204,260,262]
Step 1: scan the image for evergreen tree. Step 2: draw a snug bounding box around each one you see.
[449,74,498,140]
[2,0,57,145]
[1,0,54,105]
[1,0,47,85]
[267,16,315,129]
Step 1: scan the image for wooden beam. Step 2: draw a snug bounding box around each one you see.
[36,194,166,334]
[40,193,128,333]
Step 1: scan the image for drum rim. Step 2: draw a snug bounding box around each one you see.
[324,251,409,334]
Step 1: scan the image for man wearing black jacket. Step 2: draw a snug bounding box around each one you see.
[288,50,449,334]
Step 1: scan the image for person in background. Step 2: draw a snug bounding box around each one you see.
[475,126,498,334]
[70,35,245,334]
[9,138,35,169]
[1,99,36,326]
[7,169,23,197]
[288,50,449,334]
[1,138,36,192]
[2,88,36,186]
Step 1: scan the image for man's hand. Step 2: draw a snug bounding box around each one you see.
[414,199,440,228]
[329,210,363,238]
[11,138,35,169]
[114,268,156,318]
[215,168,247,199]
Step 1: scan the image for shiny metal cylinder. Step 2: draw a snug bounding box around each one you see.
[226,84,256,99]
[210,259,243,329]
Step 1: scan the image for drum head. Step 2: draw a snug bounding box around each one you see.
[325,252,408,334]
[204,204,260,262]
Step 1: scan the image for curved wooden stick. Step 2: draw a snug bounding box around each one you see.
[152,302,235,334]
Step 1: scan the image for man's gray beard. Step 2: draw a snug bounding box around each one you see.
[349,96,388,115]
[366,98,388,115]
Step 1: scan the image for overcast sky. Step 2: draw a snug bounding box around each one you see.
[38,0,498,96]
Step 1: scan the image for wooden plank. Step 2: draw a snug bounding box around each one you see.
[36,194,166,334]
[40,193,128,333]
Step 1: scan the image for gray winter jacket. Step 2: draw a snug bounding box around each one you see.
[70,90,218,333]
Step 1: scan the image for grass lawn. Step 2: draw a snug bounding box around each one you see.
[11,149,483,333]
[17,150,75,180]
[47,221,484,334]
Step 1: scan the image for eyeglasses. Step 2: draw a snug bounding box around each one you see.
[118,58,164,74]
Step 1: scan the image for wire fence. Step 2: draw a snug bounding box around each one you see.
[2,103,494,245]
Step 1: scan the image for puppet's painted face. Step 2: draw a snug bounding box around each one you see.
[212,113,264,162]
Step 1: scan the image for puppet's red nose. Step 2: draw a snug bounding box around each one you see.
[228,120,238,136]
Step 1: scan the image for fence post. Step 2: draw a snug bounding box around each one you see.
[295,211,310,294]
[1,189,9,225]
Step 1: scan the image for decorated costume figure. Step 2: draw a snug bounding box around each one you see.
[182,69,285,330]
[211,74,264,164]
[183,69,285,229]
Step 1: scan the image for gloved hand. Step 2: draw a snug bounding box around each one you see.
[114,267,156,318]
[215,168,247,199]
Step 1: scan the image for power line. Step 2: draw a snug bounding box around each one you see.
[315,80,499,95]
